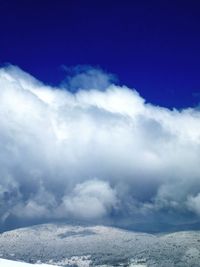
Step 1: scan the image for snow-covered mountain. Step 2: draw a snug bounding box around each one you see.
[0,224,200,267]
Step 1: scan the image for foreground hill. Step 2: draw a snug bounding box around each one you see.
[0,224,200,266]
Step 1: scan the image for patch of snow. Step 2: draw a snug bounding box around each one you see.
[0,258,60,267]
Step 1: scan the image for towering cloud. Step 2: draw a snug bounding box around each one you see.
[0,65,200,231]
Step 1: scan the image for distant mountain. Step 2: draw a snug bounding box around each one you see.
[0,224,200,267]
[117,221,200,233]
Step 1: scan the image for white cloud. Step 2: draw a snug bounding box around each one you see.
[1,64,200,230]
[61,65,116,92]
[187,194,200,215]
[61,179,117,219]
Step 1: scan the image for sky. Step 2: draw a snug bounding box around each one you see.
[0,0,200,108]
[1,1,200,232]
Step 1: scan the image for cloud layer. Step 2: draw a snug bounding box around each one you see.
[1,65,200,231]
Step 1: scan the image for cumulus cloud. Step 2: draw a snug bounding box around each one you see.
[61,179,117,219]
[187,194,200,215]
[61,65,117,92]
[1,64,200,231]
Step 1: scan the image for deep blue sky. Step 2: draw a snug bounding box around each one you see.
[1,0,200,108]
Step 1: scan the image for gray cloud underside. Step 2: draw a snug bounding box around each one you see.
[1,65,200,230]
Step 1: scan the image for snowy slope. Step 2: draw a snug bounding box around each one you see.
[0,258,60,267]
[0,258,147,267]
[0,258,148,267]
